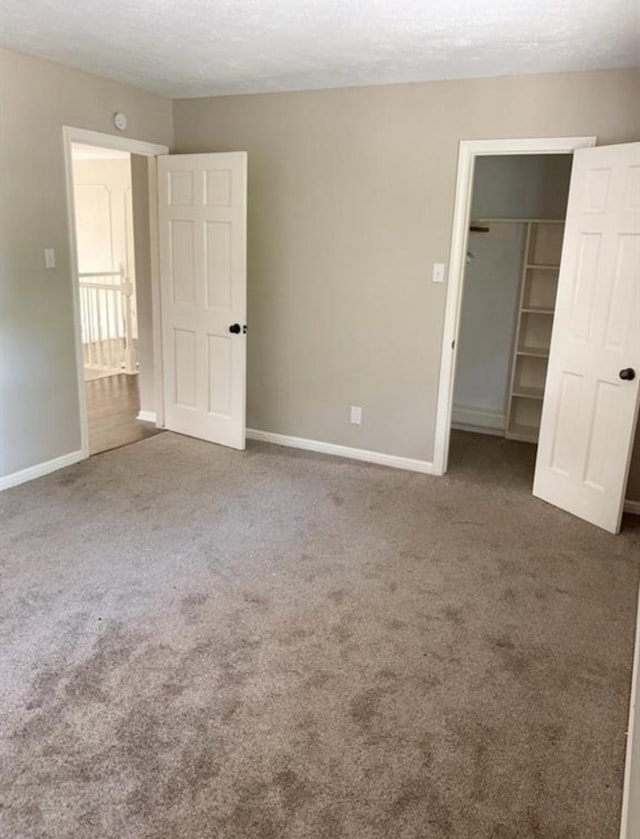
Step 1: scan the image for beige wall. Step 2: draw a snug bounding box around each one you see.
[173,68,640,497]
[0,48,172,477]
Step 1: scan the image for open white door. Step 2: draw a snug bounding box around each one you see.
[158,152,247,449]
[533,142,640,533]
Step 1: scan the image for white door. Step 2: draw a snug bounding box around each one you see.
[158,152,247,449]
[533,142,640,533]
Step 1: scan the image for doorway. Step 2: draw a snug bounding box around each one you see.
[63,127,169,458]
[448,153,572,484]
[433,137,596,478]
[70,143,158,454]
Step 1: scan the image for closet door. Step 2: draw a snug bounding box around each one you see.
[533,142,640,533]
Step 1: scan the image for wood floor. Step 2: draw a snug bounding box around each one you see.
[85,373,162,456]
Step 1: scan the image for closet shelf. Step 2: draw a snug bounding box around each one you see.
[521,307,554,315]
[516,346,550,358]
[506,220,565,445]
[506,422,540,444]
[512,386,545,400]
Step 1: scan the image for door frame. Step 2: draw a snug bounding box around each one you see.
[62,126,169,459]
[431,136,597,476]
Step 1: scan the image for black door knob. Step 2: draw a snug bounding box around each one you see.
[620,368,636,381]
[229,323,241,334]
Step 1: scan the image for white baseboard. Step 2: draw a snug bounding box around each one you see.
[247,429,436,475]
[0,450,84,491]
[624,500,640,516]
[451,422,505,438]
[620,579,640,839]
[452,403,505,433]
[136,410,157,424]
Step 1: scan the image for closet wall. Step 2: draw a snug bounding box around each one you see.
[471,155,572,220]
[452,154,572,433]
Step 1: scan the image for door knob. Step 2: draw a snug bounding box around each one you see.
[229,323,241,334]
[619,368,636,381]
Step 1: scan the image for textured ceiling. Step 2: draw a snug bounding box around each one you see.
[1,0,638,98]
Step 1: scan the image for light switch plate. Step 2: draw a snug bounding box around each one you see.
[44,248,56,269]
[432,262,445,283]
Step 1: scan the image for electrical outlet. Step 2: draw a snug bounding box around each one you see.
[44,248,56,269]
[432,262,445,283]
[350,406,362,425]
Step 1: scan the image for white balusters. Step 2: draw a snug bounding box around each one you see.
[78,269,136,377]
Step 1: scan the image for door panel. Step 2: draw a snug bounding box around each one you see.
[158,152,247,449]
[533,142,640,533]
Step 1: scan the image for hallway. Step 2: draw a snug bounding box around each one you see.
[86,374,162,455]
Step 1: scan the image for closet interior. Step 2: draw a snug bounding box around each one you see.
[452,154,573,445]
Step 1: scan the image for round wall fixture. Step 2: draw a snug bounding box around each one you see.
[113,112,128,131]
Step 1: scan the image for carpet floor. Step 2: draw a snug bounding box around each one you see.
[1,431,639,839]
